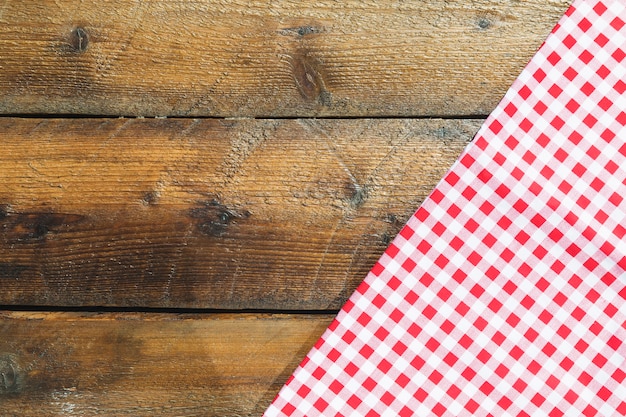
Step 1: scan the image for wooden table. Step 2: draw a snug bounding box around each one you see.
[0,1,569,415]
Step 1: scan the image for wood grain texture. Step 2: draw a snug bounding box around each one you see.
[0,0,570,117]
[0,311,333,416]
[0,117,478,309]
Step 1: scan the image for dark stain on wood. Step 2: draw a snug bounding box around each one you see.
[0,211,85,243]
[188,199,251,237]
[0,263,28,280]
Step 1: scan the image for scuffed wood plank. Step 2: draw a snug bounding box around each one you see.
[0,311,333,416]
[0,0,570,117]
[0,118,478,309]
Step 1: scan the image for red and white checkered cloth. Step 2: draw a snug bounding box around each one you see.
[265,0,626,415]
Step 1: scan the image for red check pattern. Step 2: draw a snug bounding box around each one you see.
[265,0,626,415]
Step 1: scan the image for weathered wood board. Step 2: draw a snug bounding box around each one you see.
[0,0,569,117]
[0,312,333,416]
[0,118,479,309]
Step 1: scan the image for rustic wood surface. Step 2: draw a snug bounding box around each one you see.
[0,0,569,117]
[0,0,571,415]
[0,117,478,309]
[0,312,333,416]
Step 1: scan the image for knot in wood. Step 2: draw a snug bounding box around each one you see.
[69,27,89,53]
[291,51,332,106]
[0,355,21,394]
[477,18,492,30]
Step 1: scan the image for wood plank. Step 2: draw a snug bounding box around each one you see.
[0,0,569,117]
[0,118,478,309]
[0,311,333,416]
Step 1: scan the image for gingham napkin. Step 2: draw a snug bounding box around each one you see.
[265,0,626,415]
